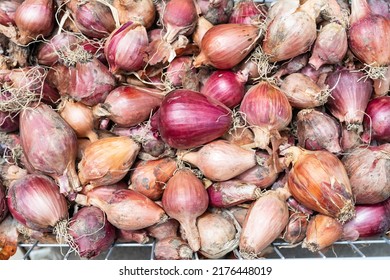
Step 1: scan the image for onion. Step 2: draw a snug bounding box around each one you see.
[14,0,54,44]
[342,200,390,240]
[194,23,260,69]
[309,22,348,70]
[68,206,116,259]
[207,180,261,208]
[367,0,390,19]
[300,64,334,84]
[296,109,342,154]
[81,188,167,231]
[20,103,80,197]
[239,188,290,259]
[286,197,314,216]
[93,85,163,128]
[273,53,309,80]
[200,70,247,108]
[198,211,239,259]
[156,89,232,149]
[48,58,116,106]
[239,81,292,149]
[229,0,267,25]
[222,126,254,146]
[7,174,68,233]
[262,0,320,62]
[117,229,149,244]
[373,67,390,97]
[147,218,179,241]
[349,0,390,77]
[0,0,21,26]
[282,211,309,245]
[59,99,98,142]
[0,182,8,223]
[197,0,234,25]
[0,215,19,260]
[302,214,343,252]
[113,0,156,29]
[154,237,193,260]
[161,0,198,43]
[129,158,177,201]
[104,22,148,74]
[280,73,330,108]
[325,68,373,148]
[80,182,127,200]
[266,0,300,24]
[78,136,140,188]
[166,56,195,88]
[284,146,355,223]
[179,140,257,181]
[234,152,278,188]
[192,16,213,46]
[162,169,209,251]
[67,0,116,39]
[342,144,390,204]
[362,96,390,143]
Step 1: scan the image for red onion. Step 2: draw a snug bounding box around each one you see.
[342,144,390,204]
[302,214,343,252]
[349,0,390,78]
[161,0,198,43]
[198,211,239,259]
[197,0,234,25]
[309,22,348,70]
[342,200,390,240]
[162,169,209,251]
[234,152,278,188]
[200,70,247,108]
[78,136,140,188]
[207,180,261,208]
[67,0,116,39]
[81,189,167,231]
[0,182,7,223]
[147,218,180,241]
[166,56,195,88]
[48,58,116,106]
[296,109,342,154]
[14,0,54,44]
[229,0,267,25]
[362,96,390,143]
[93,85,163,128]
[179,140,257,181]
[104,22,148,74]
[239,188,290,259]
[367,0,390,19]
[0,0,21,26]
[129,158,177,201]
[20,103,80,197]
[7,174,68,233]
[156,89,232,149]
[68,206,116,259]
[154,237,193,260]
[326,68,372,132]
[239,81,292,149]
[281,211,309,245]
[113,0,156,29]
[117,229,149,244]
[194,23,260,69]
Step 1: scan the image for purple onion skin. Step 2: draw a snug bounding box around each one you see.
[343,200,390,239]
[68,206,116,259]
[201,70,246,108]
[157,89,232,149]
[362,96,390,143]
[0,182,8,223]
[368,0,390,19]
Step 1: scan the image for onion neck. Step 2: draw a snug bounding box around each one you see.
[281,146,304,167]
[350,0,371,24]
[55,162,81,200]
[299,0,324,20]
[181,218,201,252]
[193,52,207,68]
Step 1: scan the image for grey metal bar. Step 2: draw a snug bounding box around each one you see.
[272,246,285,259]
[193,252,199,260]
[317,251,326,259]
[348,242,366,258]
[233,249,243,260]
[150,240,156,260]
[104,243,116,260]
[22,241,39,260]
[63,247,73,260]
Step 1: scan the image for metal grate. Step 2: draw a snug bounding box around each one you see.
[18,235,390,260]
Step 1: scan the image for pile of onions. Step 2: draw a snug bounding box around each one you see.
[162,169,209,251]
[68,206,116,259]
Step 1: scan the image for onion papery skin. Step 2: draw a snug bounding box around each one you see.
[68,206,116,259]
[157,89,232,150]
[342,144,390,204]
[7,174,68,232]
[285,146,355,223]
[362,96,390,142]
[20,103,80,196]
